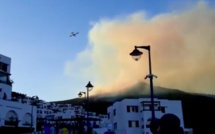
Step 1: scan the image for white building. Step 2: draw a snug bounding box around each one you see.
[0,54,37,131]
[36,102,108,128]
[0,53,108,133]
[37,103,76,120]
[107,98,185,134]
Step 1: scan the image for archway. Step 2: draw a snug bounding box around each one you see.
[5,110,19,126]
[22,113,31,126]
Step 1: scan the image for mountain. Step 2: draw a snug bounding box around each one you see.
[53,82,215,134]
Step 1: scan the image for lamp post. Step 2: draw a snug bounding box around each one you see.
[130,45,157,121]
[85,81,94,129]
[78,92,86,117]
[78,91,86,128]
[31,95,39,130]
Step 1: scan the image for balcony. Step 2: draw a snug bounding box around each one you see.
[5,119,19,127]
[0,80,13,86]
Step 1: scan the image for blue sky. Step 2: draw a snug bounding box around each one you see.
[0,0,214,101]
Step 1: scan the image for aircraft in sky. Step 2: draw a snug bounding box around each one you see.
[70,32,79,37]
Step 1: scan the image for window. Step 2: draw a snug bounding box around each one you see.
[3,93,7,100]
[2,64,7,72]
[161,107,165,113]
[0,62,8,72]
[143,106,150,110]
[127,106,138,113]
[136,121,139,127]
[133,106,138,112]
[113,109,116,116]
[127,106,130,112]
[146,119,152,128]
[128,120,139,128]
[142,101,160,111]
[128,121,131,127]
[108,113,110,119]
[114,122,117,130]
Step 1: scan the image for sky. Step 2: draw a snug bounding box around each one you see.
[0,0,215,101]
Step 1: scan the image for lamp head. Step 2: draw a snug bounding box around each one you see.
[129,46,143,61]
[78,92,82,98]
[86,81,94,91]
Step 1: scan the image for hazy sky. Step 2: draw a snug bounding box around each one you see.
[0,0,215,101]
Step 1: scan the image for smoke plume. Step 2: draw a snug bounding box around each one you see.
[65,1,215,95]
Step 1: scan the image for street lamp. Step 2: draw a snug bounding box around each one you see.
[78,92,86,118]
[78,92,86,98]
[31,95,39,130]
[130,45,157,121]
[85,81,94,128]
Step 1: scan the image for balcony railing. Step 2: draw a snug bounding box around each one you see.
[11,98,19,102]
[5,120,19,127]
[22,122,31,126]
[0,80,13,86]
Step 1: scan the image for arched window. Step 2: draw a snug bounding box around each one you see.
[5,110,19,126]
[22,113,31,126]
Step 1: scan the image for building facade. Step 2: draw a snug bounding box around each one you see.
[107,98,185,134]
[0,54,37,130]
[0,53,108,133]
[36,102,108,128]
